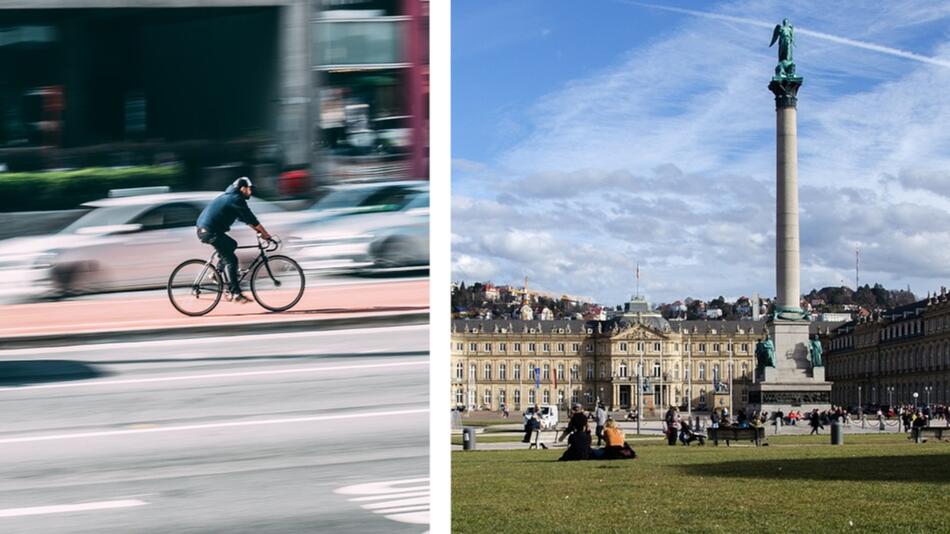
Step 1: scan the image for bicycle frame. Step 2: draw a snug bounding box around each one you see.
[192,236,282,293]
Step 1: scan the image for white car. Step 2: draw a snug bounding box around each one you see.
[523,405,560,430]
[0,192,287,302]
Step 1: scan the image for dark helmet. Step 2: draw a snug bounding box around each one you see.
[229,176,255,194]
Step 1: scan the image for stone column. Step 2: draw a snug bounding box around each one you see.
[770,78,803,314]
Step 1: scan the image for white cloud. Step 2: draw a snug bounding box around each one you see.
[454,1,950,305]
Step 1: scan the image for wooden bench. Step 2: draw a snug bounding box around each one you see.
[711,426,766,447]
[912,426,950,443]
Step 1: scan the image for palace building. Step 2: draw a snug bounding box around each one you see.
[825,291,950,408]
[451,296,837,415]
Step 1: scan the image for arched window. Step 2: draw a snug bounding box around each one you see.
[699,363,706,380]
[514,389,522,408]
[514,364,522,380]
[499,389,506,406]
[600,363,606,379]
[619,361,628,378]
[653,361,661,377]
[499,363,507,381]
[469,363,476,379]
[456,362,463,379]
[455,388,463,404]
[674,363,680,380]
[712,364,720,382]
[528,389,536,404]
[741,363,748,378]
[483,389,492,406]
[484,363,492,380]
[543,390,550,404]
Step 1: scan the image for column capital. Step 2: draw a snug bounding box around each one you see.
[769,77,803,109]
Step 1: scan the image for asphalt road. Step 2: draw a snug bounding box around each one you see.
[0,324,429,533]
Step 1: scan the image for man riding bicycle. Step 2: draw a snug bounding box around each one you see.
[196,177,273,304]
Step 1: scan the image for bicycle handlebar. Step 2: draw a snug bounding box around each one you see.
[257,234,281,252]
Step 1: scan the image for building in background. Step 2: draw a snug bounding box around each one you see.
[0,0,427,195]
[826,291,950,409]
[451,295,841,414]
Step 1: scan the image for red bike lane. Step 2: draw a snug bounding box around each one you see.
[0,279,428,339]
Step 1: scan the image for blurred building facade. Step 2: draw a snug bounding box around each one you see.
[450,295,840,414]
[826,292,950,409]
[0,0,428,193]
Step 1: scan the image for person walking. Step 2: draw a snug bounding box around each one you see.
[809,409,822,435]
[595,402,608,446]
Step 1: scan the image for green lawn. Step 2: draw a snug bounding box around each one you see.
[452,434,950,533]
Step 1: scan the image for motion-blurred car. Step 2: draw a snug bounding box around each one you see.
[0,191,287,303]
[286,187,428,273]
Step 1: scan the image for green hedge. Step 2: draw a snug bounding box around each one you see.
[0,165,185,212]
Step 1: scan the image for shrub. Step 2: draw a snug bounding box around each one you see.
[0,165,185,212]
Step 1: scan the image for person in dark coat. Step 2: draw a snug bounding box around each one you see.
[558,422,592,461]
[558,403,588,442]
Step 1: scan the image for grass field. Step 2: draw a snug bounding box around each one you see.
[452,434,950,533]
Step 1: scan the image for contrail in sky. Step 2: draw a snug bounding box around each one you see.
[626,1,950,69]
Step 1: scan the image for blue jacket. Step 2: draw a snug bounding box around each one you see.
[197,185,259,233]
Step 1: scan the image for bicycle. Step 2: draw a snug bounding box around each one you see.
[167,235,305,316]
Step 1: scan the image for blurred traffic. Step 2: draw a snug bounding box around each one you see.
[0,182,428,304]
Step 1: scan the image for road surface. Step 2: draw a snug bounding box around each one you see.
[0,324,429,533]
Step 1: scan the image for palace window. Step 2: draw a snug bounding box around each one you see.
[587,363,594,380]
[484,364,491,380]
[557,343,565,352]
[572,343,580,352]
[528,343,536,352]
[699,388,706,403]
[557,364,565,380]
[571,364,579,381]
[572,390,579,404]
[483,389,491,405]
[654,342,661,352]
[674,364,680,380]
[455,362,463,379]
[529,389,536,404]
[713,364,720,382]
[699,343,706,353]
[600,363,606,379]
[469,364,476,379]
[636,342,644,352]
[514,389,521,408]
[698,363,706,380]
[585,390,593,404]
[455,342,463,351]
[620,342,628,352]
[455,388,463,404]
[543,364,550,380]
[713,343,720,352]
[499,389,506,406]
[499,364,507,381]
[499,342,507,352]
[543,343,551,352]
[741,363,748,378]
[543,390,550,404]
[586,343,594,353]
[469,343,477,352]
[653,361,661,378]
[514,343,522,352]
[741,343,749,353]
[484,343,492,352]
[557,390,564,404]
[619,362,628,378]
[514,364,521,380]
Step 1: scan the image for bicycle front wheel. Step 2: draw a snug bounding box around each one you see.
[250,255,305,312]
[168,259,224,316]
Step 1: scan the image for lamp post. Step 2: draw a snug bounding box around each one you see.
[728,338,734,417]
[687,336,692,419]
[635,362,642,436]
[925,385,932,408]
[887,386,894,409]
[858,385,862,411]
[913,391,919,410]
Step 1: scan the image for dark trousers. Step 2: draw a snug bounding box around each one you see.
[596,425,604,446]
[197,228,239,294]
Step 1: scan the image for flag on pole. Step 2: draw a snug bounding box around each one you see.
[535,368,540,389]
[636,263,640,280]
[553,367,557,389]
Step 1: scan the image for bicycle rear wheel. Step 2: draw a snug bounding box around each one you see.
[168,259,224,316]
[250,255,305,312]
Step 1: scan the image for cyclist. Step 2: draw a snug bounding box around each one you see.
[196,177,273,304]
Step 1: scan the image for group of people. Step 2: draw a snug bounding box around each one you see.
[557,404,637,461]
[663,406,706,446]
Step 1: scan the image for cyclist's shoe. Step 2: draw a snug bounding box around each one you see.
[229,292,252,304]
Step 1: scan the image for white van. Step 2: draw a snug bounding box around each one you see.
[523,405,559,430]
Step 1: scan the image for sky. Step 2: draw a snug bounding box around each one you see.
[451,0,950,307]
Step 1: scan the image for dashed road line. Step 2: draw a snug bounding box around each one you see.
[336,477,429,526]
[0,499,147,518]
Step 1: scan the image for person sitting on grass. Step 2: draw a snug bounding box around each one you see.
[558,403,589,443]
[591,418,637,460]
[558,421,592,461]
[679,422,706,446]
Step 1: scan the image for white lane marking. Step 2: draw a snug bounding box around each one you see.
[0,499,147,518]
[0,408,428,445]
[0,360,428,393]
[336,477,429,526]
[0,323,428,356]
